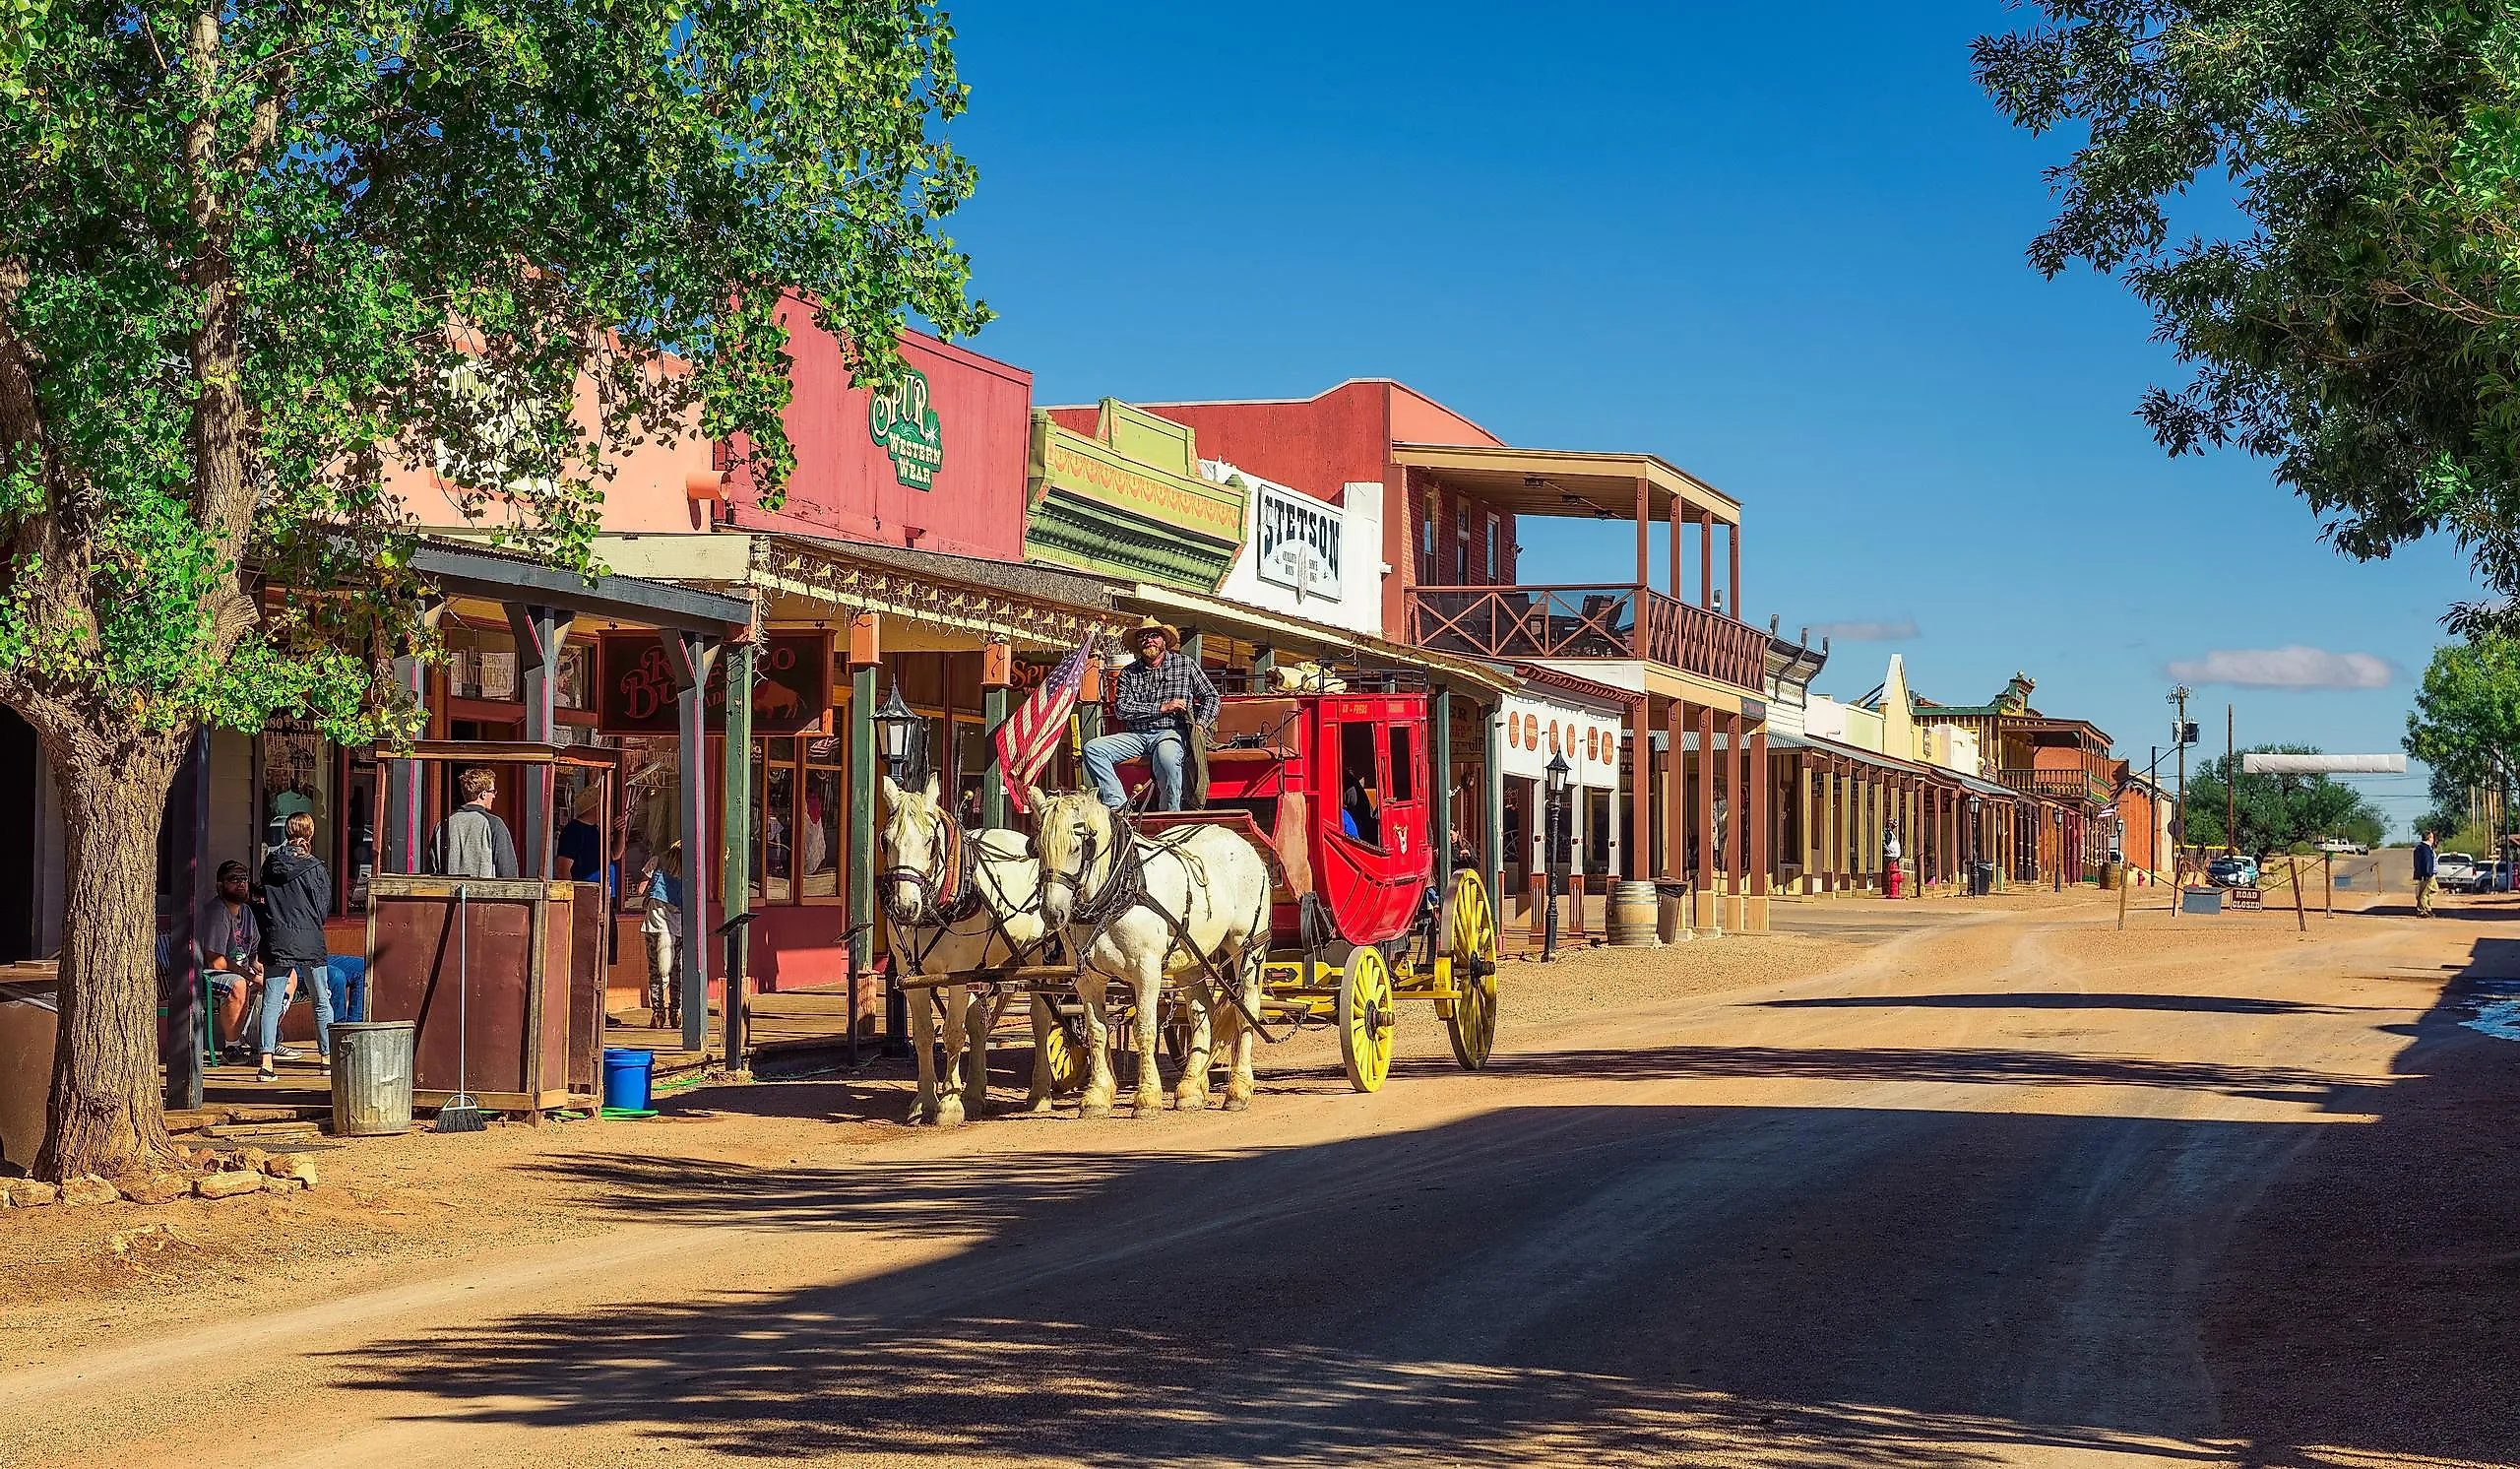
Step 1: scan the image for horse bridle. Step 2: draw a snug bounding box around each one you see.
[878,806,979,930]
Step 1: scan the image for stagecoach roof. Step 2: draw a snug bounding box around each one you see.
[1124,582,1517,696]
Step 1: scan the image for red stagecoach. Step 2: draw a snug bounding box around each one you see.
[1111,675,1501,1092]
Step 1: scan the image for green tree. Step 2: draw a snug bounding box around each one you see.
[1,0,984,1179]
[1976,6,2520,630]
[2181,745,2388,855]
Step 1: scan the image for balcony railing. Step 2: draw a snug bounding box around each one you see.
[1998,768,2112,806]
[1407,584,1768,690]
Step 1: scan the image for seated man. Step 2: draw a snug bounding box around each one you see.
[199,860,263,1058]
[1083,619,1219,812]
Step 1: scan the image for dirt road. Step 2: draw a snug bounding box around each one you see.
[4,891,2516,1467]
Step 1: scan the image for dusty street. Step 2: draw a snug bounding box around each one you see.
[4,888,2516,1468]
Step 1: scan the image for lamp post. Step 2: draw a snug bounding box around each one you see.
[871,683,921,785]
[1967,795,1983,897]
[1543,751,1570,962]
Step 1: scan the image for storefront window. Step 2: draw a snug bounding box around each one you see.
[754,734,845,906]
[619,734,682,912]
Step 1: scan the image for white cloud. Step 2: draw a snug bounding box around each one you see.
[2166,646,2396,690]
[1808,617,1920,643]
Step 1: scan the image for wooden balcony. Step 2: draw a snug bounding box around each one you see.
[1998,767,2113,806]
[1407,584,1767,690]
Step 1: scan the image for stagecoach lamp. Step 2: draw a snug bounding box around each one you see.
[872,684,920,774]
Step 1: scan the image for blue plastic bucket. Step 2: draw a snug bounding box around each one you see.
[602,1048,657,1112]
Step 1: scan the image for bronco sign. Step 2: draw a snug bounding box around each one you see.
[597,630,832,736]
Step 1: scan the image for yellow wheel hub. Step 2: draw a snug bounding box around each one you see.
[1444,871,1500,1071]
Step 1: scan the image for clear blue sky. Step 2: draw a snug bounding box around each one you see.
[940,1,2469,831]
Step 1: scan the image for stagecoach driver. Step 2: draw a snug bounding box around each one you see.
[1083,618,1219,812]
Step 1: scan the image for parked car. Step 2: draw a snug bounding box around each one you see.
[2455,858,2512,894]
[2207,854,2260,888]
[2436,853,2479,890]
[2317,838,2368,855]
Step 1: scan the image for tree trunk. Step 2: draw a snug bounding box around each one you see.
[34,726,187,1182]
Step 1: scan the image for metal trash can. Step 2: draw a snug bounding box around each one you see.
[1971,861,1994,897]
[330,1020,416,1136]
[1655,881,1691,944]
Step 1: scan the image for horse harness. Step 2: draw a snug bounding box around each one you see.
[1045,809,1281,1043]
[879,810,1046,979]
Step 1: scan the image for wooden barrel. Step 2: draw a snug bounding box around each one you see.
[1606,881,1661,947]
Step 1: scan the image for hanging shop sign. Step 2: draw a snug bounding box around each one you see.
[598,630,833,736]
[867,367,944,489]
[1254,480,1342,601]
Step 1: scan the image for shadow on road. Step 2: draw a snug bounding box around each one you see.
[321,940,2520,1466]
[1754,992,2360,1016]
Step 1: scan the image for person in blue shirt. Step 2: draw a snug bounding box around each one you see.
[2414,830,2438,918]
[641,843,685,1030]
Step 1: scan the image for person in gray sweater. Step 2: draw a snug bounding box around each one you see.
[430,766,521,880]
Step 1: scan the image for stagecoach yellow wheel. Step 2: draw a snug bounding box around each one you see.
[1445,870,1501,1071]
[1040,1012,1088,1095]
[1337,945,1396,1094]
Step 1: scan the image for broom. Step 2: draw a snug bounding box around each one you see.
[436,883,487,1133]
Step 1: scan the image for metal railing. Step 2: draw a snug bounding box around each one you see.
[1407,584,1767,690]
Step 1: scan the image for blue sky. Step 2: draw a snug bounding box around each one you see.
[940,1,2466,831]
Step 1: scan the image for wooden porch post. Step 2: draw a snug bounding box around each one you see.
[661,628,720,1054]
[721,640,754,1071]
[1430,687,1453,884]
[848,614,883,1050]
[1696,703,1718,929]
[1629,698,1654,881]
[1635,477,1653,591]
[1663,699,1686,892]
[1726,710,1747,932]
[1748,724,1770,930]
[508,603,572,877]
[1483,699,1505,934]
[1699,514,1714,609]
[979,639,1013,829]
[1729,517,1741,621]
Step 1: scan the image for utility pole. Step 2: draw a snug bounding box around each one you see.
[2171,685,2191,911]
[2226,703,2237,855]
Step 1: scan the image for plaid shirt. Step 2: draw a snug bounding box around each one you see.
[1111,653,1220,734]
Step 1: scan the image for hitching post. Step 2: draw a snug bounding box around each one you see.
[720,639,755,1073]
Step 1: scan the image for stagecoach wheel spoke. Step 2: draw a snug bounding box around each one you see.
[1338,945,1396,1093]
[1040,1013,1088,1096]
[1445,870,1500,1071]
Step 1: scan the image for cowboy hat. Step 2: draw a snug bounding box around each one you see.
[1129,616,1181,651]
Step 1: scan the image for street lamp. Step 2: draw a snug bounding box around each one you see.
[1543,751,1571,963]
[871,683,921,782]
[1967,795,1983,896]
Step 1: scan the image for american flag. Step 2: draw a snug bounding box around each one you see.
[997,633,1098,815]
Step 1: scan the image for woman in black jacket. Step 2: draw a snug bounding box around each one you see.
[258,812,336,1083]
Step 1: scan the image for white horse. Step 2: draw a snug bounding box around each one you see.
[878,774,1066,1125]
[1029,787,1274,1117]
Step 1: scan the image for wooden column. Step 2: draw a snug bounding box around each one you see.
[1699,516,1714,608]
[1695,703,1718,928]
[1748,725,1770,930]
[385,650,428,875]
[1635,477,1654,590]
[979,639,1013,830]
[1669,495,1686,602]
[1430,687,1453,885]
[1729,518,1741,622]
[1664,700,1688,892]
[508,604,573,877]
[1483,700,1505,935]
[1629,699,1654,880]
[721,639,755,1071]
[1726,711,1747,932]
[847,613,883,1049]
[661,628,720,1054]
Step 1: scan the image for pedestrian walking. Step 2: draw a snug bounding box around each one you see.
[2415,830,2439,918]
[641,842,684,1031]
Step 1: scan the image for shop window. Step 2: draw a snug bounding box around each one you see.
[1485,514,1502,585]
[1339,721,1381,848]
[1455,508,1470,583]
[1386,725,1416,804]
[752,734,846,906]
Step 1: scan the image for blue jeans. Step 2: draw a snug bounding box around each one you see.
[1083,728,1186,810]
[258,961,336,1059]
[326,956,367,1025]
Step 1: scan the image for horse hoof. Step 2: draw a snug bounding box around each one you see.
[1028,1096,1056,1116]
[936,1102,966,1128]
[1079,1100,1113,1119]
[1223,1095,1250,1113]
[1174,1091,1210,1113]
[1131,1092,1166,1117]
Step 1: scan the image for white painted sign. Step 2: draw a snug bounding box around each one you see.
[1498,689,1623,790]
[1255,480,1342,601]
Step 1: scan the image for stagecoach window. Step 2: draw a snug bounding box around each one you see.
[1339,721,1382,849]
[1387,726,1416,803]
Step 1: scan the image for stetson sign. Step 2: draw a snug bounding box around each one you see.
[598,630,833,735]
[867,366,944,488]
